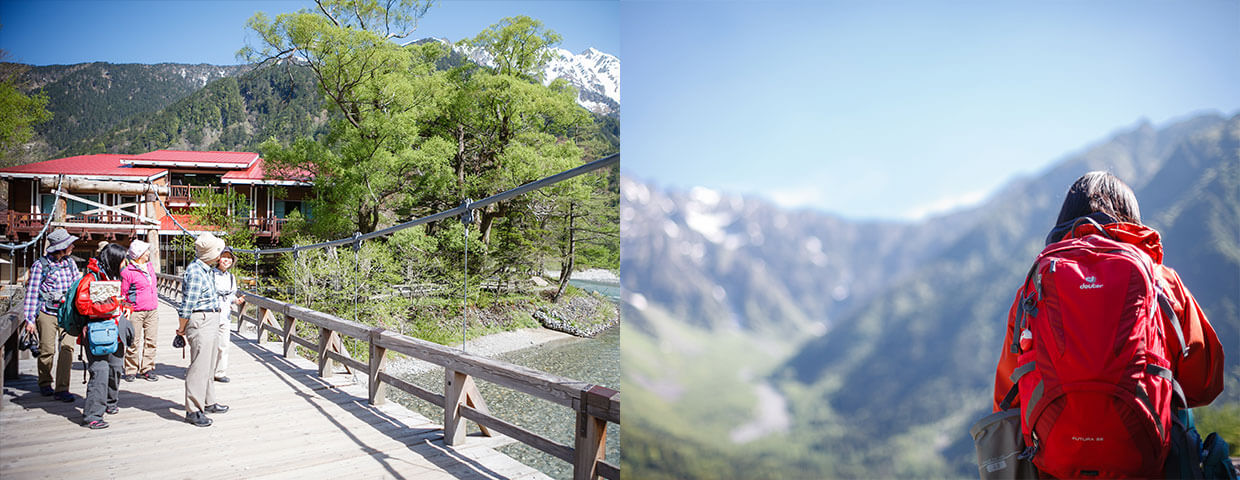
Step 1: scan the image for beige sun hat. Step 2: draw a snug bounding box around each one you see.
[193,233,226,263]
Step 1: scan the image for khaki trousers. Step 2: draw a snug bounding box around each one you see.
[184,311,219,413]
[124,309,159,375]
[35,311,76,392]
[214,308,230,377]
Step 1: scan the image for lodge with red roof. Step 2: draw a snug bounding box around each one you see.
[0,150,312,279]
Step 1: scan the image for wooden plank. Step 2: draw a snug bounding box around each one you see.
[39,177,169,195]
[287,305,372,340]
[459,404,575,464]
[376,371,444,407]
[443,369,467,446]
[317,327,334,377]
[238,292,286,314]
[324,350,366,374]
[597,460,619,480]
[377,330,592,413]
[368,341,386,405]
[56,191,159,224]
[573,407,608,480]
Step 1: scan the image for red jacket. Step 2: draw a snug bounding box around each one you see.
[993,222,1225,411]
[74,259,124,321]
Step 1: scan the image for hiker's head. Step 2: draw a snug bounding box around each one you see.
[97,243,128,278]
[194,233,225,266]
[47,227,77,258]
[218,248,235,271]
[1054,171,1142,227]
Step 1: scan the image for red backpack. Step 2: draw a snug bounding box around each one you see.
[1005,219,1188,478]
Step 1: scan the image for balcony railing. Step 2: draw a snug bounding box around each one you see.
[167,185,222,204]
[0,210,289,240]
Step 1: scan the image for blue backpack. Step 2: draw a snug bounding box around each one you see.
[85,319,119,356]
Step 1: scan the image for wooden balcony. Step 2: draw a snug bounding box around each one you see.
[1,210,288,241]
[167,185,222,204]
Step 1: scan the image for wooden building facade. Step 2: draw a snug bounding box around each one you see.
[0,150,311,281]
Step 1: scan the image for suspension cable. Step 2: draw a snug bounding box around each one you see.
[224,153,618,256]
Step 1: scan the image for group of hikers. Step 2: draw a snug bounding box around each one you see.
[21,229,242,429]
[976,172,1232,479]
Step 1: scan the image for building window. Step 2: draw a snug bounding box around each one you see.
[41,193,100,216]
[274,200,305,219]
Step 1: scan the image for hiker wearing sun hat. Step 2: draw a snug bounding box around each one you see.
[22,227,81,402]
[120,239,160,382]
[177,233,229,427]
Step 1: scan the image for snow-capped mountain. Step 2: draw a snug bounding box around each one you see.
[448,40,620,115]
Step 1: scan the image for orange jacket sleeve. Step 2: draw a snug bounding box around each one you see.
[1157,265,1225,407]
[993,288,1023,412]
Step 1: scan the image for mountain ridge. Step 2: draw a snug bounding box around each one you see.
[621,111,1239,478]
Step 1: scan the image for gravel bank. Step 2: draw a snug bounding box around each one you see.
[384,327,577,377]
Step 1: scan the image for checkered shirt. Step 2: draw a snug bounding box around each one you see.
[23,255,80,324]
[179,259,219,319]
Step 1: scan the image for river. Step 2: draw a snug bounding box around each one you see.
[387,278,620,480]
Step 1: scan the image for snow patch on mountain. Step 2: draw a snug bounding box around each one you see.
[448,41,619,115]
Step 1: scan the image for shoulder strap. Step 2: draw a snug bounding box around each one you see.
[1157,290,1189,359]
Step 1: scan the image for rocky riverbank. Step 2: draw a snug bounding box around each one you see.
[534,290,619,337]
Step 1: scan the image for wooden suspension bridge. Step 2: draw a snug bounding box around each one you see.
[0,274,619,479]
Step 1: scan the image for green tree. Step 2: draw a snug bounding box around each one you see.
[0,48,52,166]
[436,16,590,245]
[241,0,452,235]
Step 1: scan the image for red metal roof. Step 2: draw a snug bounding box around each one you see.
[0,154,166,179]
[221,158,313,185]
[121,150,259,168]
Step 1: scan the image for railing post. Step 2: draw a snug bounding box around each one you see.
[256,307,270,345]
[317,326,334,377]
[443,369,468,446]
[281,313,296,358]
[368,327,386,405]
[574,386,617,480]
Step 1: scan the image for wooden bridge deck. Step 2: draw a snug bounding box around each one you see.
[0,299,550,480]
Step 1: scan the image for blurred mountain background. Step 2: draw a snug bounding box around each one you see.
[621,111,1240,478]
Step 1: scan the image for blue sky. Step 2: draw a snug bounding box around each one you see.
[621,1,1240,220]
[0,0,619,65]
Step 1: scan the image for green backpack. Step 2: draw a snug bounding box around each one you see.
[57,272,94,336]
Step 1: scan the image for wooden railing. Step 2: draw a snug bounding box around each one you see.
[1,211,142,236]
[0,286,26,411]
[168,185,221,204]
[156,273,619,480]
[243,217,288,238]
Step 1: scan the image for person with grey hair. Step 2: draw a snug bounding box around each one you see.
[177,233,230,427]
[22,227,81,402]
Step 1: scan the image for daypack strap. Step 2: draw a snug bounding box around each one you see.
[1134,387,1167,439]
[1146,364,1188,409]
[1068,215,1116,241]
[1156,291,1189,359]
[1010,362,1035,383]
[1024,380,1045,425]
[1000,384,1019,411]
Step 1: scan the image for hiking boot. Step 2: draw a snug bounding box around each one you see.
[54,391,75,403]
[83,420,109,430]
[214,376,230,383]
[39,386,54,396]
[185,411,213,427]
[122,374,136,382]
[205,403,229,414]
[141,371,158,382]
[105,405,119,415]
